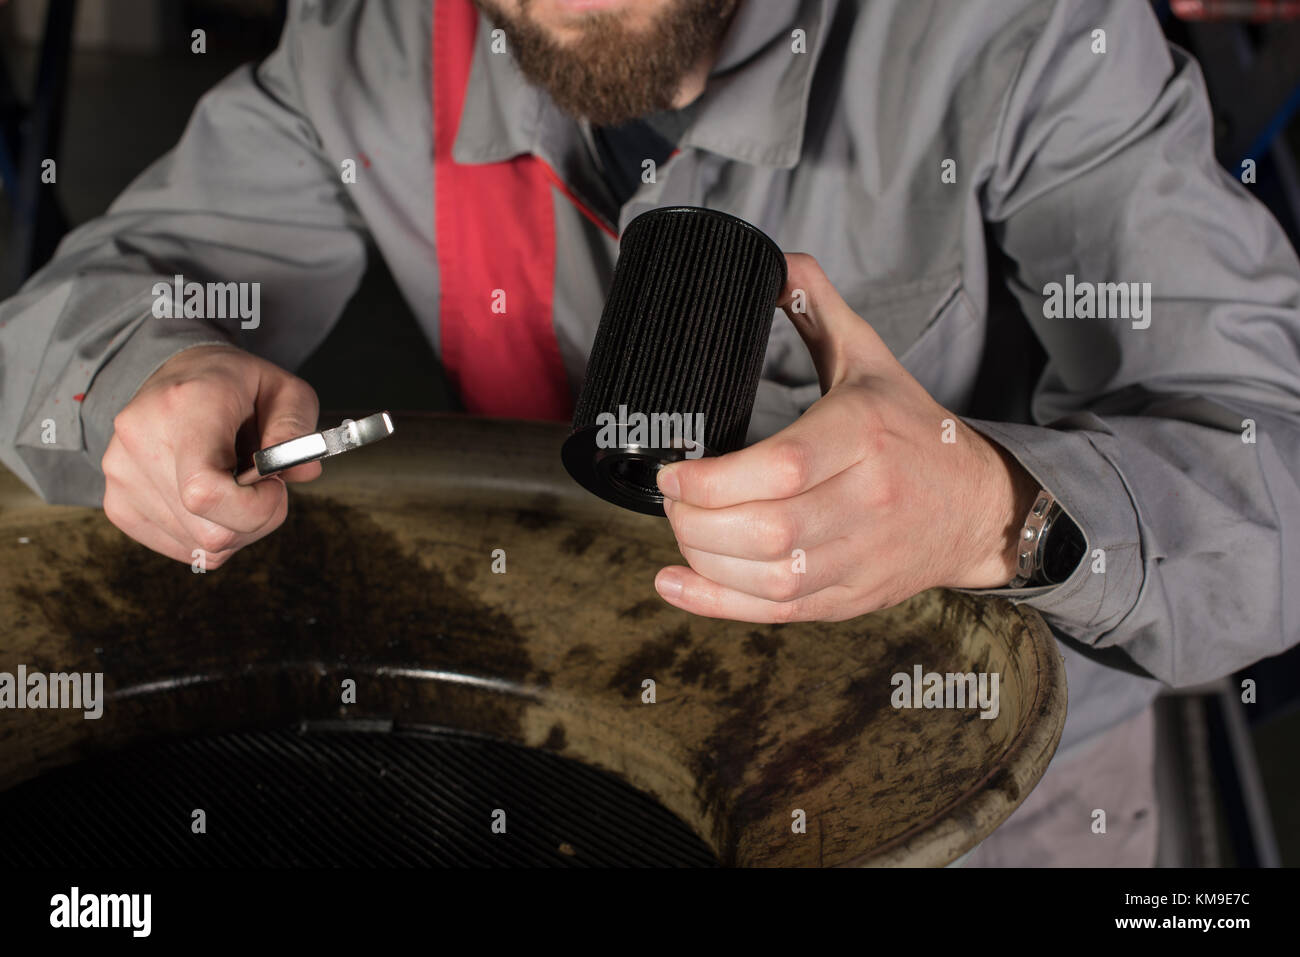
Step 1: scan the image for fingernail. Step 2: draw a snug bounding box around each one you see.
[657,464,680,501]
[656,570,683,599]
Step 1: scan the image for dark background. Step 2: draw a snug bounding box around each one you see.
[1,0,1298,867]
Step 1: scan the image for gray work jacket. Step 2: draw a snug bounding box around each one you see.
[3,0,1298,754]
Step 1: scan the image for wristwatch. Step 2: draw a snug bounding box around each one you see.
[1009,489,1087,588]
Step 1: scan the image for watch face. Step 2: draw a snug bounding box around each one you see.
[1042,509,1087,584]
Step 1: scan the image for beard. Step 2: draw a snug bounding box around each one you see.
[472,0,738,127]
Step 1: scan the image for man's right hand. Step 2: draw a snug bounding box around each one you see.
[102,344,322,568]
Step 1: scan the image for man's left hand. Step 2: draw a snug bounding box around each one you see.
[653,253,1040,623]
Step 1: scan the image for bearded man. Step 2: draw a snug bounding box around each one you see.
[2,0,1297,866]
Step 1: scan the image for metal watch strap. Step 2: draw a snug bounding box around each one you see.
[1009,489,1058,588]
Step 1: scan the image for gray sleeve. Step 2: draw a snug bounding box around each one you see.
[0,14,369,507]
[960,0,1300,686]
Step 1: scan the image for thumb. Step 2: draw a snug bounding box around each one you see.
[255,372,322,483]
[779,253,896,391]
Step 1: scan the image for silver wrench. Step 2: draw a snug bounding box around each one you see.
[234,411,395,486]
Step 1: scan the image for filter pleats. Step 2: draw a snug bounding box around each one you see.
[572,207,787,455]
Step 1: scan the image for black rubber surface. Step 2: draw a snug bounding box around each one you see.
[0,724,719,867]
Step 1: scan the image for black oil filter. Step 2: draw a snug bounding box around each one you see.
[562,206,787,516]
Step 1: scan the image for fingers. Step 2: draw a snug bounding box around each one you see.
[659,467,876,617]
[653,383,898,622]
[103,486,193,564]
[104,497,237,570]
[675,536,853,602]
[657,392,875,509]
[779,252,896,389]
[253,371,322,484]
[663,491,829,560]
[168,399,289,534]
[654,564,854,624]
[103,439,240,568]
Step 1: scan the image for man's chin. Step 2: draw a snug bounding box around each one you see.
[526,0,655,21]
[499,0,661,45]
[473,0,735,127]
[547,0,643,13]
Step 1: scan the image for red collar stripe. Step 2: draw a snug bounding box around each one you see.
[432,0,574,420]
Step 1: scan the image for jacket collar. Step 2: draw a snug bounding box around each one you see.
[452,0,829,171]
